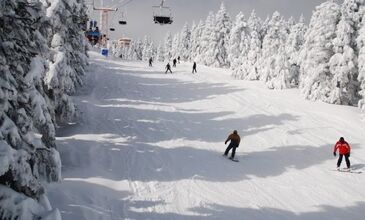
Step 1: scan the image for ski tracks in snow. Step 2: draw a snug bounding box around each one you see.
[48,53,365,220]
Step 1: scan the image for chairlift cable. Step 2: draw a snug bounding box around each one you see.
[112,0,134,9]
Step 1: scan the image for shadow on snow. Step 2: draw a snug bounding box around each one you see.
[51,57,362,219]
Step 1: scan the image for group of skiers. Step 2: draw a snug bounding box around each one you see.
[224,130,352,170]
[148,56,197,74]
[165,57,197,74]
[85,20,105,46]
[85,26,101,45]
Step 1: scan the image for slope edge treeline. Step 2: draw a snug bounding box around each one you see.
[0,0,88,219]
[114,0,365,112]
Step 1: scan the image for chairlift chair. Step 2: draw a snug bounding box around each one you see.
[110,28,115,31]
[119,20,127,25]
[153,14,173,24]
[152,0,173,25]
[118,11,127,25]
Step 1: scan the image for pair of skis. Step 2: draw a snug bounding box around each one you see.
[222,156,362,174]
[332,168,362,174]
[221,154,362,174]
[222,155,239,162]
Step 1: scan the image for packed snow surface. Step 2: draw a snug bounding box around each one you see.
[48,52,365,220]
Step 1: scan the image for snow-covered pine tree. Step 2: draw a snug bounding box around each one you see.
[357,13,365,111]
[189,21,197,61]
[247,10,262,36]
[180,23,191,61]
[205,2,232,67]
[133,38,143,60]
[142,36,151,61]
[190,20,204,62]
[299,0,341,101]
[150,41,157,62]
[285,15,307,87]
[198,11,216,64]
[142,37,155,62]
[260,16,270,42]
[328,0,363,105]
[259,11,291,89]
[244,10,263,80]
[228,12,248,71]
[61,0,88,87]
[189,21,197,59]
[121,46,129,60]
[241,31,262,80]
[156,42,165,62]
[232,10,264,80]
[231,34,250,79]
[44,0,89,123]
[171,33,181,59]
[116,42,130,60]
[286,16,295,33]
[124,41,134,60]
[0,0,62,219]
[164,32,173,61]
[111,41,121,58]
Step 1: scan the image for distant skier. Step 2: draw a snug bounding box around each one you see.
[173,58,177,67]
[165,63,172,74]
[192,62,197,73]
[333,137,351,170]
[177,56,181,63]
[223,130,241,160]
[149,57,153,67]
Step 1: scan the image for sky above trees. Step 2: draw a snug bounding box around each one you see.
[91,0,327,42]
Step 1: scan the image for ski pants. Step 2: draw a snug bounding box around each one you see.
[337,153,350,168]
[224,144,237,158]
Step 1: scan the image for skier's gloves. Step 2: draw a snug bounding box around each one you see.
[333,152,337,157]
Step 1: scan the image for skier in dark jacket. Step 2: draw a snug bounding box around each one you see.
[224,130,241,159]
[173,58,177,67]
[165,63,172,74]
[92,27,101,45]
[177,56,181,63]
[86,27,93,43]
[149,57,153,67]
[192,62,197,73]
[333,137,351,169]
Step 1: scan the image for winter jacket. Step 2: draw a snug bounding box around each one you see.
[225,133,241,148]
[333,141,351,155]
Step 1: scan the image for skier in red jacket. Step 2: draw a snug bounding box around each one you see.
[333,137,351,169]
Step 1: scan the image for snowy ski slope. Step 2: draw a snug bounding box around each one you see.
[48,51,365,220]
